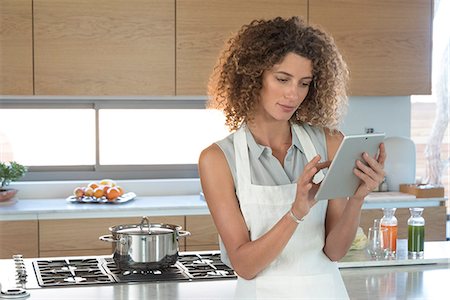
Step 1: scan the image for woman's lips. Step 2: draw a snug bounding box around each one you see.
[278,103,296,113]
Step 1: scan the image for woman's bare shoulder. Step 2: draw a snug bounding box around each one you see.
[199,143,226,166]
[324,128,344,160]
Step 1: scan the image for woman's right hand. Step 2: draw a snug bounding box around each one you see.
[292,155,330,219]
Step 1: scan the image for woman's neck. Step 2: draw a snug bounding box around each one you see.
[246,119,292,149]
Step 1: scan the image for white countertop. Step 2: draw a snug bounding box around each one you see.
[0,195,209,221]
[4,265,450,300]
[0,191,446,221]
[339,240,450,268]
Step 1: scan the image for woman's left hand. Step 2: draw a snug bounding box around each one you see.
[352,143,387,200]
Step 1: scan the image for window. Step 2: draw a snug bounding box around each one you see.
[0,109,95,166]
[0,97,229,180]
[411,0,449,203]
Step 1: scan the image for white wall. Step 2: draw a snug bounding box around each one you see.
[340,96,411,138]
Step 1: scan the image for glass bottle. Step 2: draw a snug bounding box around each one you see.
[380,208,397,257]
[408,208,425,258]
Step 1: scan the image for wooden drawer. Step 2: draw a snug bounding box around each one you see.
[39,216,185,256]
[0,220,38,258]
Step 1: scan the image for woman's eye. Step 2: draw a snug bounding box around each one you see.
[300,81,312,87]
[276,77,288,83]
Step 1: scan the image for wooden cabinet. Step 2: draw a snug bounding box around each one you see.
[1,0,433,97]
[309,0,432,96]
[185,215,219,251]
[0,220,38,258]
[176,0,308,95]
[360,206,447,241]
[33,0,175,95]
[39,216,185,257]
[0,0,33,95]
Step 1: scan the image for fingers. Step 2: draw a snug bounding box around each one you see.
[354,150,386,192]
[299,155,320,183]
[316,160,331,171]
[361,152,385,179]
[377,143,387,167]
[353,167,378,191]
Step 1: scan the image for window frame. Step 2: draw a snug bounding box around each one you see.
[0,95,210,181]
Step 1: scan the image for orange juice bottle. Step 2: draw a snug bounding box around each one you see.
[381,208,398,257]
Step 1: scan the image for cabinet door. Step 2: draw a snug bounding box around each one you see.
[176,0,308,95]
[0,220,38,258]
[0,0,33,95]
[34,0,175,95]
[39,216,185,257]
[309,0,431,96]
[185,215,219,251]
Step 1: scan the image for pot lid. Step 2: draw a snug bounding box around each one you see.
[116,226,174,235]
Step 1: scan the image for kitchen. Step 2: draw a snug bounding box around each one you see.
[1,0,449,299]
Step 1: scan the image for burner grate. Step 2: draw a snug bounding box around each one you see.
[32,253,236,287]
[33,259,115,287]
[101,257,190,282]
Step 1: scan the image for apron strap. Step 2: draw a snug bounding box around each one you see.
[234,125,252,187]
[292,125,325,184]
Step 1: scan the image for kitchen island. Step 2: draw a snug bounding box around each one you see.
[0,261,449,299]
[1,241,449,299]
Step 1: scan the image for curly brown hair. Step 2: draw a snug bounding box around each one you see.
[207,16,349,131]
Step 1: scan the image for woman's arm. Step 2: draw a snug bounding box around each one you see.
[199,144,318,280]
[322,130,386,261]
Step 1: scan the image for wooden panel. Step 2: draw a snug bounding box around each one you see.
[40,248,112,258]
[0,0,33,95]
[360,206,446,241]
[185,244,219,252]
[176,0,308,95]
[39,216,185,254]
[185,215,219,248]
[309,0,432,96]
[0,220,38,258]
[34,0,175,95]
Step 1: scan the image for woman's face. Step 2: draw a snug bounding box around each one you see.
[257,52,312,122]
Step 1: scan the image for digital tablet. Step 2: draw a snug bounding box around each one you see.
[314,133,385,201]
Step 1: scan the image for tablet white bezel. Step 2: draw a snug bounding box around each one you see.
[314,133,385,201]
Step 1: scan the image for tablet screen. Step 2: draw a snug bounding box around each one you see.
[314,133,385,201]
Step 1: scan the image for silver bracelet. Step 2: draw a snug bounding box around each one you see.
[288,209,304,224]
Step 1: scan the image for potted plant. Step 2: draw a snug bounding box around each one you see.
[0,161,27,203]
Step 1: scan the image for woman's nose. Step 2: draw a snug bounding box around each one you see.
[284,83,299,100]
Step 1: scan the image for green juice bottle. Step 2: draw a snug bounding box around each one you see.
[407,208,425,258]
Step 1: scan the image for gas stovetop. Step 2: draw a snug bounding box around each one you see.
[2,252,236,291]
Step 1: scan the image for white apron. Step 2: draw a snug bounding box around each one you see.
[232,124,349,299]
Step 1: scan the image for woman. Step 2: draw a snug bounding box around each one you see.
[199,16,386,299]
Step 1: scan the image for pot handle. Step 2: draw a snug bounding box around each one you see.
[178,230,191,238]
[99,234,117,243]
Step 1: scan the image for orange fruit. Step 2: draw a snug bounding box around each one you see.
[106,186,121,201]
[73,187,85,198]
[93,187,105,198]
[88,182,100,190]
[116,186,125,196]
[100,179,116,187]
[101,185,110,194]
[84,187,94,197]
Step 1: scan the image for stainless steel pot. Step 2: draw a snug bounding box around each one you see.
[99,216,190,270]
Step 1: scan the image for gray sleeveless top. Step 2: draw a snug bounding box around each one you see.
[216,123,328,187]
